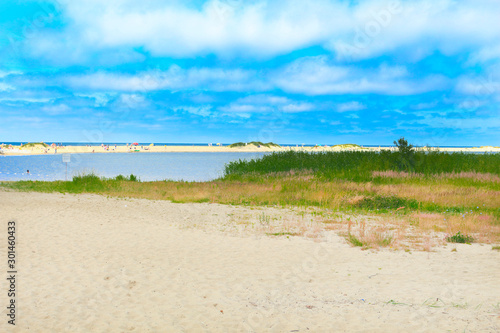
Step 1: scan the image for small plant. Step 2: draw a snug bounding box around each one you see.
[259,212,270,225]
[129,174,138,182]
[347,233,364,247]
[447,231,474,244]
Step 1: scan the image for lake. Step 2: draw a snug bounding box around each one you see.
[0,152,269,182]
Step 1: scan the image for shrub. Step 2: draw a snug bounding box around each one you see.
[447,231,474,244]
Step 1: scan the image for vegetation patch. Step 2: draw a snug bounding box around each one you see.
[20,142,48,148]
[229,141,281,148]
[355,195,418,211]
[447,231,474,244]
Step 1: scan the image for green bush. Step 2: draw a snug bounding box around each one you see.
[447,231,474,244]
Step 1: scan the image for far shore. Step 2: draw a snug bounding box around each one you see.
[1,143,500,156]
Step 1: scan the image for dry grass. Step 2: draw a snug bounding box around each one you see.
[3,173,500,249]
[373,170,500,182]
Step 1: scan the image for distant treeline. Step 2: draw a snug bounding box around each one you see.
[224,150,500,180]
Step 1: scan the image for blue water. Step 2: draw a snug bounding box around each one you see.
[0,152,269,182]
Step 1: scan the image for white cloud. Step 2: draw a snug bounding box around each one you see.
[274,56,449,95]
[416,116,500,130]
[75,93,114,106]
[220,104,272,113]
[0,83,14,92]
[41,104,71,115]
[410,101,438,110]
[220,94,315,113]
[0,70,23,79]
[66,66,267,92]
[173,105,213,117]
[469,44,500,64]
[337,101,366,112]
[0,97,53,103]
[455,73,500,96]
[280,103,315,112]
[27,0,500,63]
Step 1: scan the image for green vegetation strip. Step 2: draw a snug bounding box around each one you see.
[224,150,500,180]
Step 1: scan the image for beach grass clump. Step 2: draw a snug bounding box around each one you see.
[332,143,361,148]
[20,142,48,148]
[447,231,474,244]
[71,172,107,191]
[229,141,281,148]
[114,174,139,182]
[347,233,364,247]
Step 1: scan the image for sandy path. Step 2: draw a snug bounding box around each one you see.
[0,190,499,332]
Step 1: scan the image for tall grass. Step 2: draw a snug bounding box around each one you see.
[224,150,500,180]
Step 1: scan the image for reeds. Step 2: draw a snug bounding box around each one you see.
[224,150,500,179]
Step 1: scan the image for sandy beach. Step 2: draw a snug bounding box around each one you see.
[1,144,499,156]
[1,189,499,332]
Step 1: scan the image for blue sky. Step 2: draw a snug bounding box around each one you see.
[0,0,499,145]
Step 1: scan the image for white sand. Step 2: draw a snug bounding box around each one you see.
[0,190,499,332]
[1,144,500,156]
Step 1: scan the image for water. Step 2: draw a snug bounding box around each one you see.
[0,152,269,182]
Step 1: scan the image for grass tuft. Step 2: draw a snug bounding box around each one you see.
[447,231,474,244]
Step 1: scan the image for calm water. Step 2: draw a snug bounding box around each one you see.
[0,152,269,182]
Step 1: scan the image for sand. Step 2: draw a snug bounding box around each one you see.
[0,189,499,332]
[1,144,499,156]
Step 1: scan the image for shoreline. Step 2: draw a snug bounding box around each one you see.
[1,144,500,156]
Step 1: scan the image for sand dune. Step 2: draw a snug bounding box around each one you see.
[0,190,499,332]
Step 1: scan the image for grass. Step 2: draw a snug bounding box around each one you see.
[347,233,364,247]
[1,150,499,249]
[224,150,500,180]
[447,231,474,244]
[20,142,48,148]
[229,141,281,148]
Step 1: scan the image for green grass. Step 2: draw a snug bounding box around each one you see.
[356,195,419,211]
[347,234,364,247]
[229,141,281,148]
[266,232,297,236]
[224,150,500,180]
[20,142,48,148]
[332,144,362,148]
[447,231,474,244]
[4,172,140,194]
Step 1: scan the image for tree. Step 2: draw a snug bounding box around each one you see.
[394,137,414,155]
[393,137,415,171]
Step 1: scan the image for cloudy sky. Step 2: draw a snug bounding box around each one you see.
[1,0,499,145]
